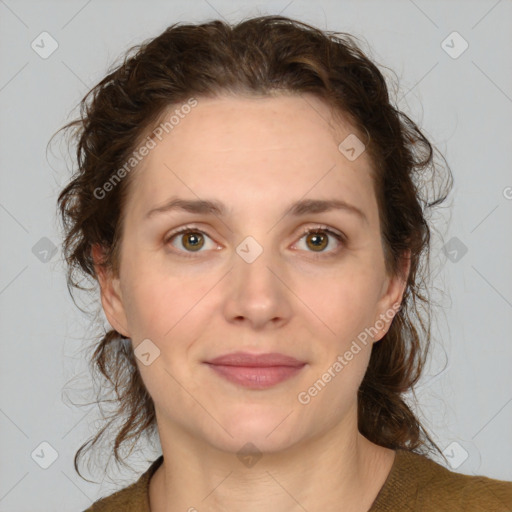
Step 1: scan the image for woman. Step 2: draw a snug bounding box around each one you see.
[55,15,512,512]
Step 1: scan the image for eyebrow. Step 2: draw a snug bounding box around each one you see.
[144,197,368,224]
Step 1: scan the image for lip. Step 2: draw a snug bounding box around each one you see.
[206,351,306,367]
[204,352,307,390]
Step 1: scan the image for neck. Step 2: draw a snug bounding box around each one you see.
[149,413,395,512]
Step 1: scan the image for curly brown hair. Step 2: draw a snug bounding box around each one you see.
[53,15,453,480]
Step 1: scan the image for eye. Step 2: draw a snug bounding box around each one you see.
[293,225,345,257]
[164,226,217,257]
[164,224,346,258]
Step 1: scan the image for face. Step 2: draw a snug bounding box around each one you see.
[93,94,409,454]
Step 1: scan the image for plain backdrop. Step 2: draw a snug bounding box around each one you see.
[0,1,511,510]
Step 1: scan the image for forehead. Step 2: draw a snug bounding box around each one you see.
[126,94,377,224]
[147,93,358,155]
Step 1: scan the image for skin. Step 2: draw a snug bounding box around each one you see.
[93,93,410,512]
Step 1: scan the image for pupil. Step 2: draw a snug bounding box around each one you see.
[185,233,203,250]
[309,232,326,250]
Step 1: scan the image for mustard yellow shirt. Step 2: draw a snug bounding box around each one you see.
[83,448,512,511]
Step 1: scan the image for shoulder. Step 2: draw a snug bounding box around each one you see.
[82,481,141,512]
[379,449,512,511]
[81,456,164,512]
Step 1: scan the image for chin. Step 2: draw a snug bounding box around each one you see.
[205,411,303,455]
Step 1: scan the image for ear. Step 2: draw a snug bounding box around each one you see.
[91,243,130,338]
[372,249,411,342]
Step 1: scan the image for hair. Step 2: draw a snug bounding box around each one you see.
[54,14,453,480]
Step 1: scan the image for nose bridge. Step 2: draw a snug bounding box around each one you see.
[233,235,280,296]
[224,235,291,327]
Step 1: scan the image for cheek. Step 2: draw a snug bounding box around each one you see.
[120,267,177,339]
[294,268,380,338]
[121,265,214,350]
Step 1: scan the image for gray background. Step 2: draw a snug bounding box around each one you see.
[1,0,511,510]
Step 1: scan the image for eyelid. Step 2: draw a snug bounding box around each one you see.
[163,224,220,251]
[296,224,345,241]
[292,225,346,257]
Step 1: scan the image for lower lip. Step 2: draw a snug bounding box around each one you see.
[205,363,305,389]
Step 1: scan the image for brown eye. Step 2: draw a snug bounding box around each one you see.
[181,231,205,251]
[294,227,345,256]
[305,231,329,252]
[165,227,215,255]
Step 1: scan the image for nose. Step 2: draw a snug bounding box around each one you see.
[222,246,293,330]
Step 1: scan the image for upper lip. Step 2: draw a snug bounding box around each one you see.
[205,352,306,367]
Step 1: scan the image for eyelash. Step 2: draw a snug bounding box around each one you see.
[164,224,346,259]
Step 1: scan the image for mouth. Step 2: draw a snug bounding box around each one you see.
[204,352,307,390]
